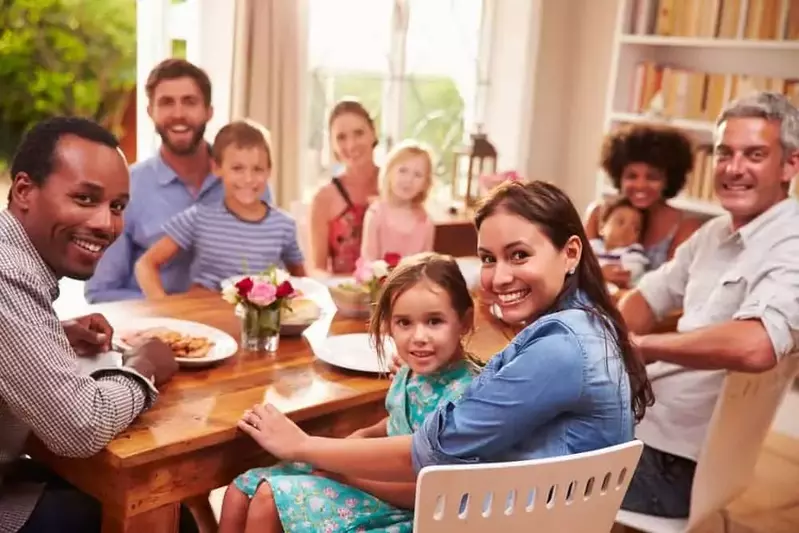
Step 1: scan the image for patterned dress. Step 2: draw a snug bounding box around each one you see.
[233,361,474,533]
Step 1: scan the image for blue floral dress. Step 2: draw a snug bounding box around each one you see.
[233,361,474,533]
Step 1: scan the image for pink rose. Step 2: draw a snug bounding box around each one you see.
[247,280,277,307]
[353,257,373,285]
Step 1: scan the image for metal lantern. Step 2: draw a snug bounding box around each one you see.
[451,129,498,208]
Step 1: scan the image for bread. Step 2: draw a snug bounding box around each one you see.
[281,298,321,325]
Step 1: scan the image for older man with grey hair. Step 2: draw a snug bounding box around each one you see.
[618,91,799,517]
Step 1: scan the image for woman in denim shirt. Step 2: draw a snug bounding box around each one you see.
[237,181,654,489]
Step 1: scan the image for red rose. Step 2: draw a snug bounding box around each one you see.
[275,280,294,299]
[235,277,254,297]
[384,253,401,268]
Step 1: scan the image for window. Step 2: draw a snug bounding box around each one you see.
[305,0,490,201]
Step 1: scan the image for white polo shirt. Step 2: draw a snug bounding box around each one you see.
[635,198,799,461]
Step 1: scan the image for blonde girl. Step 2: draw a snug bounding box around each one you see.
[360,140,436,263]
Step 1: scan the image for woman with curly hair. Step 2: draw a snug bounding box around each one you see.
[585,123,703,287]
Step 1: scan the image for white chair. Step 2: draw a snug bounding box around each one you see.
[616,356,799,533]
[413,440,644,532]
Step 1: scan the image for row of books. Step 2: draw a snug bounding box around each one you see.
[629,0,799,40]
[630,61,799,121]
[683,146,717,203]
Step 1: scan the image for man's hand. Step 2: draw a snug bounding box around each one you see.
[62,313,113,357]
[125,338,179,386]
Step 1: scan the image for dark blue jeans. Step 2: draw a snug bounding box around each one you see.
[621,445,696,518]
[14,461,198,533]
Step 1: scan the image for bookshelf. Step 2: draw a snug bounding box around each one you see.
[599,0,799,219]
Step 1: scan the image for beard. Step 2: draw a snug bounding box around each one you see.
[156,122,207,155]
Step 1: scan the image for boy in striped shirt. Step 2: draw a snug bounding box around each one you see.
[590,196,649,285]
[135,120,306,298]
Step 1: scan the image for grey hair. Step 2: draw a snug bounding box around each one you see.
[716,91,799,158]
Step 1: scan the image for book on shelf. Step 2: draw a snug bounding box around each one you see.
[628,0,799,39]
[683,145,717,204]
[628,61,799,122]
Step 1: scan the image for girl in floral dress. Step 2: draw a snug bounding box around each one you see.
[219,253,482,533]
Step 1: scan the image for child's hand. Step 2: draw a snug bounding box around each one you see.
[387,353,404,378]
[601,264,631,288]
[238,403,310,461]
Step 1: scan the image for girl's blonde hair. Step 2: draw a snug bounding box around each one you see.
[369,252,484,374]
[379,140,434,205]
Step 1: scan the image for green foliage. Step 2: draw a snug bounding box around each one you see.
[308,70,465,182]
[0,0,136,161]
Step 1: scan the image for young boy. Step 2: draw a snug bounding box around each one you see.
[590,196,649,285]
[135,120,306,298]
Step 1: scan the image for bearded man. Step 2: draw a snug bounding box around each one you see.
[85,58,272,303]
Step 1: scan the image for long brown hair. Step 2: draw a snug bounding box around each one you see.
[474,180,654,423]
[369,253,484,373]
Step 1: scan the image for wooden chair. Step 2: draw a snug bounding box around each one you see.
[413,440,644,532]
[616,356,799,533]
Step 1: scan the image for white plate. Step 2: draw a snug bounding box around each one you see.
[115,318,238,368]
[311,333,391,374]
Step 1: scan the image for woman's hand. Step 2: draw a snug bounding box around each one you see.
[238,404,310,461]
[601,264,631,288]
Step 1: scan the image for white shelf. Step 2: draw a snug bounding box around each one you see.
[601,184,725,218]
[598,0,798,220]
[619,34,799,51]
[609,112,716,136]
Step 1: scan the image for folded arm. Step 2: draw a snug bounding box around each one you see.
[0,269,156,458]
[135,236,182,299]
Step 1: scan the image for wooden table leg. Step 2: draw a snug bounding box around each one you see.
[102,503,180,533]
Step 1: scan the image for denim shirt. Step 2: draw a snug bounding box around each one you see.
[84,152,272,303]
[411,300,634,472]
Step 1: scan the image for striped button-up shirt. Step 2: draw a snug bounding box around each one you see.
[0,210,158,533]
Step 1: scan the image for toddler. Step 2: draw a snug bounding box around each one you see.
[590,197,649,284]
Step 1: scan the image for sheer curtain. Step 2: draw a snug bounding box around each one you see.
[230,0,309,208]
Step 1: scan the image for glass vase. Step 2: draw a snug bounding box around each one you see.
[240,305,281,353]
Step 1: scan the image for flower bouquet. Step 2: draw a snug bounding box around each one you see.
[329,253,401,318]
[222,266,296,352]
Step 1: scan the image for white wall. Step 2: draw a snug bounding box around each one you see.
[524,0,619,215]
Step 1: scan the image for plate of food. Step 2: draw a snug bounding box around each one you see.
[115,318,238,368]
[311,333,391,373]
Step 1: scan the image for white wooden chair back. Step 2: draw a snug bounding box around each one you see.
[413,440,644,532]
[686,357,799,530]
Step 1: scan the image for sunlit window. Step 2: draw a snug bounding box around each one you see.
[305,0,488,197]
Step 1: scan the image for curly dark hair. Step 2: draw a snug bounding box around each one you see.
[600,123,694,199]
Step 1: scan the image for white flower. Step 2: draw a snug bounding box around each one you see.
[221,284,239,304]
[273,268,291,284]
[372,259,389,279]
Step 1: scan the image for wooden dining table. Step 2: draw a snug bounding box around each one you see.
[31,289,511,533]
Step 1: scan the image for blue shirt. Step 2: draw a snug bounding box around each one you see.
[84,153,272,303]
[411,299,634,472]
[165,203,304,291]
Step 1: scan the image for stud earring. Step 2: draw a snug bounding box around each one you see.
[568,267,576,275]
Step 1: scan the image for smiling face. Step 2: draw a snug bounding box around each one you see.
[214,144,270,208]
[600,205,643,249]
[330,112,376,170]
[619,162,667,210]
[713,117,795,228]
[11,135,130,279]
[478,209,581,324]
[388,279,467,375]
[148,76,213,155]
[389,154,430,203]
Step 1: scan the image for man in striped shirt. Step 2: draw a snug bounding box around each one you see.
[0,117,194,532]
